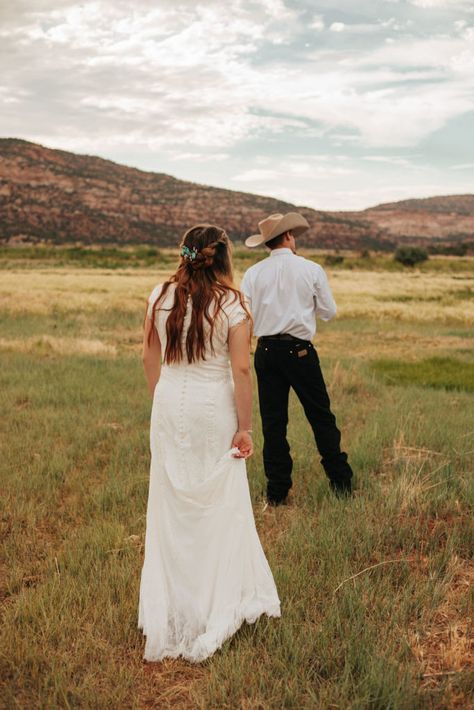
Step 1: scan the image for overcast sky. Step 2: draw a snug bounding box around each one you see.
[1,0,473,210]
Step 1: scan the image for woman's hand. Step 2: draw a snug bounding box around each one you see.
[232,430,253,459]
[229,321,253,459]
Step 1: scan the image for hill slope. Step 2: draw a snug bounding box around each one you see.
[360,195,474,244]
[1,139,472,249]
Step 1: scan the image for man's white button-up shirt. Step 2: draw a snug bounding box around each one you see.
[240,248,337,341]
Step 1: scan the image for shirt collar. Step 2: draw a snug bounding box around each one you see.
[269,248,293,257]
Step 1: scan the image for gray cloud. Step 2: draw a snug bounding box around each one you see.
[0,0,473,208]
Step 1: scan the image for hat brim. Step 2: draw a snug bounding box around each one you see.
[245,212,310,248]
[245,233,267,247]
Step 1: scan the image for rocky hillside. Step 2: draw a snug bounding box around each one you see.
[1,139,472,250]
[360,195,474,244]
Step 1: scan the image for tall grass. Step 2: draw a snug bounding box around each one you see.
[372,357,474,392]
[1,265,473,709]
[1,244,473,274]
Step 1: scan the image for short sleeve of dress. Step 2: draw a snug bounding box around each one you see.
[225,295,250,329]
[147,284,163,319]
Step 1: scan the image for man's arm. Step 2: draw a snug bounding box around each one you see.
[313,264,337,321]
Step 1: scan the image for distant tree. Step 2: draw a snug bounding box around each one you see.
[428,243,468,256]
[394,246,429,267]
[324,254,344,266]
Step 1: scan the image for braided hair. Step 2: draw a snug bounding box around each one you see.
[182,225,229,272]
[148,224,251,363]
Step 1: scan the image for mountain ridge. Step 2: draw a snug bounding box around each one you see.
[1,138,473,250]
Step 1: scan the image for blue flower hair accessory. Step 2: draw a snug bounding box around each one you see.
[181,245,198,261]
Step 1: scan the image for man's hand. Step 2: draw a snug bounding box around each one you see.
[232,431,253,459]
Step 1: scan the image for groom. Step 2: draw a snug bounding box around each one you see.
[240,212,353,505]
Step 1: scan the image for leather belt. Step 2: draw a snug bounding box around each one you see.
[259,334,300,341]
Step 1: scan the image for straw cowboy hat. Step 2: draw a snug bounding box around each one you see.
[245,212,310,248]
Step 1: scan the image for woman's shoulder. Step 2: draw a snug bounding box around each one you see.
[220,290,249,328]
[148,283,163,304]
[147,282,176,318]
[220,289,244,310]
[148,282,177,303]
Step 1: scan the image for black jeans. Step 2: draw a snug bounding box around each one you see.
[254,337,353,501]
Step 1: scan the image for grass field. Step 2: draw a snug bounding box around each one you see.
[1,249,473,709]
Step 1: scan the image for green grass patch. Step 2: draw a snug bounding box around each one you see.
[374,294,443,303]
[1,274,473,708]
[372,356,474,392]
[0,245,179,269]
[2,244,474,273]
[448,287,474,300]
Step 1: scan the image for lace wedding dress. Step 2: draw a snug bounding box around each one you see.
[138,284,281,663]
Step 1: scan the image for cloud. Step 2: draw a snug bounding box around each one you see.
[363,155,414,166]
[408,0,468,7]
[0,0,473,208]
[1,0,473,153]
[0,1,278,149]
[247,179,472,211]
[171,151,231,162]
[233,168,280,182]
[233,156,357,186]
[310,15,324,31]
[253,0,296,21]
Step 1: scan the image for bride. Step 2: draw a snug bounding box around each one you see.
[138,224,281,663]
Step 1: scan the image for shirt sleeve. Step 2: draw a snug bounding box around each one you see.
[312,265,337,321]
[239,270,252,310]
[146,284,163,319]
[226,295,250,329]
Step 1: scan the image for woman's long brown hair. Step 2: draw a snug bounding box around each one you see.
[147,224,251,364]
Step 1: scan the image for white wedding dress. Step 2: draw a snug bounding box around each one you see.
[138,284,281,663]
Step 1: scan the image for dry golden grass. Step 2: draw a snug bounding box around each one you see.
[1,261,473,709]
[411,558,473,677]
[0,268,174,314]
[317,331,472,363]
[0,335,117,356]
[1,267,472,367]
[0,267,472,325]
[329,270,474,324]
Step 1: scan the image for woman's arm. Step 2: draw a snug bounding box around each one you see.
[228,320,253,459]
[142,314,162,397]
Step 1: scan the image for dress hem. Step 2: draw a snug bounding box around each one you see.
[139,599,281,664]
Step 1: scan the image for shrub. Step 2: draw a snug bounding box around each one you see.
[324,254,345,266]
[394,246,428,267]
[428,243,469,256]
